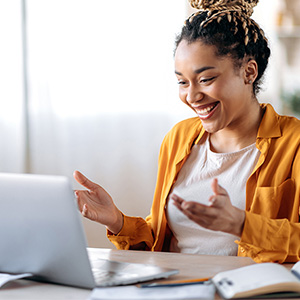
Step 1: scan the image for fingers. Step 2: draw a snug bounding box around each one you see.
[209,178,229,207]
[169,194,184,204]
[169,194,186,211]
[178,200,212,216]
[171,194,208,215]
[211,178,218,195]
[74,190,87,213]
[82,203,88,217]
[75,193,91,219]
[170,193,220,230]
[211,178,227,196]
[73,170,97,191]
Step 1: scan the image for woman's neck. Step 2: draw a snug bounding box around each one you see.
[209,102,264,153]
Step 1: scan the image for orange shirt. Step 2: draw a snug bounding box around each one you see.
[108,104,300,263]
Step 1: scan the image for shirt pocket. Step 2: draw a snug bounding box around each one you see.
[250,179,295,219]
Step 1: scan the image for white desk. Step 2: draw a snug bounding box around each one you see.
[0,248,291,299]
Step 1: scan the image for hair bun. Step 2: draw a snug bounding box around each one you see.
[189,0,259,17]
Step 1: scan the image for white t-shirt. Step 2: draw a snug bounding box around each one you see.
[166,135,260,256]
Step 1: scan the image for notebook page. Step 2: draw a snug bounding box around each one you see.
[89,283,216,300]
[212,263,298,299]
[290,261,300,281]
[0,273,33,288]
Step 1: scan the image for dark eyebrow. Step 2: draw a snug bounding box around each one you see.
[175,66,215,76]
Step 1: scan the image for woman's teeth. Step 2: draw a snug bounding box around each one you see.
[198,103,217,115]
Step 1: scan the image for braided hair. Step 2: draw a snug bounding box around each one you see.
[175,0,271,95]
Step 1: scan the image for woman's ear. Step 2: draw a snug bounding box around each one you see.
[244,59,258,85]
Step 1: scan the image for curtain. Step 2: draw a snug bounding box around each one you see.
[0,1,25,172]
[2,0,194,248]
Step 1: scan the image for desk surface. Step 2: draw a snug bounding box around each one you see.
[0,248,293,300]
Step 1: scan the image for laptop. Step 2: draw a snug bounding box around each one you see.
[0,172,178,289]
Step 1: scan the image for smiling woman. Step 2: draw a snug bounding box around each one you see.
[74,0,300,263]
[0,0,296,255]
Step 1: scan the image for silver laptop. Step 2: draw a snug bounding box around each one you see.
[0,172,178,289]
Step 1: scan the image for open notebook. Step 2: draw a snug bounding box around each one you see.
[0,173,178,289]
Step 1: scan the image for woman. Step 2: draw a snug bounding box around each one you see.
[74,0,300,263]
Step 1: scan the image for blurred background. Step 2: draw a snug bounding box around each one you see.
[1,0,299,248]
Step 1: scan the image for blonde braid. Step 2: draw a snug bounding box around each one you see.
[189,0,257,17]
[187,0,267,46]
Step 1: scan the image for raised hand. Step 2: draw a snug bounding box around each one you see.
[170,178,245,237]
[73,170,123,234]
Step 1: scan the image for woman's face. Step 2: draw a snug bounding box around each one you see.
[174,40,254,134]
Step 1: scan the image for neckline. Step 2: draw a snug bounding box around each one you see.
[206,135,257,156]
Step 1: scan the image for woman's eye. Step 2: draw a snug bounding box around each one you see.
[177,80,187,86]
[200,77,215,84]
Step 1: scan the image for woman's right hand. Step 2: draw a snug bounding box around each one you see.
[73,170,123,235]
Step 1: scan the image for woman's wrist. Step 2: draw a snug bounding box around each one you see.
[231,208,246,237]
[106,210,124,235]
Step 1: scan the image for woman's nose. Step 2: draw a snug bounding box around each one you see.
[186,85,203,104]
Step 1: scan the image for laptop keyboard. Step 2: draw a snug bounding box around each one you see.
[89,256,178,287]
[92,268,140,286]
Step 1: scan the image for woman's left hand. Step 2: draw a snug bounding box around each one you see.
[170,178,245,237]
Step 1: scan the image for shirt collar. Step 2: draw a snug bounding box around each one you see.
[257,103,281,139]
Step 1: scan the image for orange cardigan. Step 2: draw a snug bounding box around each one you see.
[108,104,300,263]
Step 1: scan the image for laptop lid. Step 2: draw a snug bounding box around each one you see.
[0,173,178,289]
[0,172,96,289]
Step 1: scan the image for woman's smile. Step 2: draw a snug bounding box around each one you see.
[193,102,220,119]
